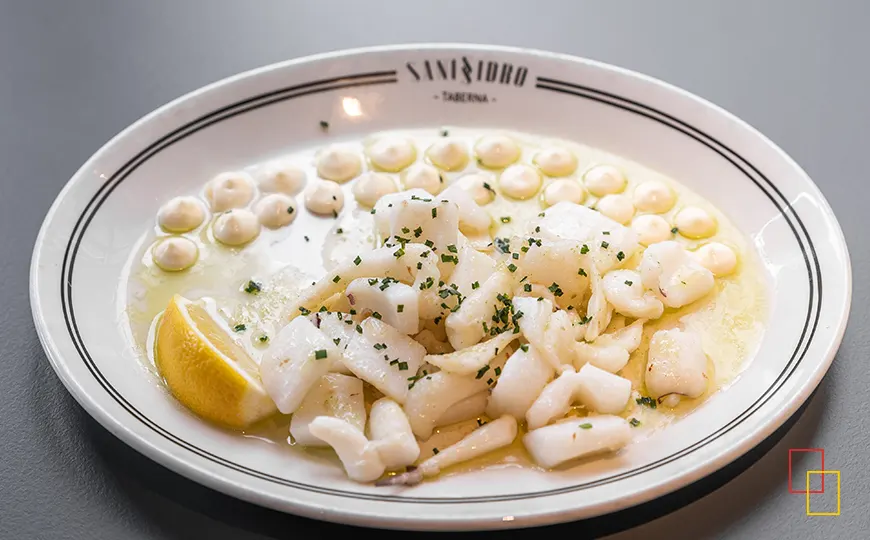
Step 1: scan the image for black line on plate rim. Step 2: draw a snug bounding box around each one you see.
[56,72,820,504]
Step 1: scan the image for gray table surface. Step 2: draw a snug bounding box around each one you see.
[1,0,867,538]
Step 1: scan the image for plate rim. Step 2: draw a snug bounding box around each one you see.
[29,42,852,530]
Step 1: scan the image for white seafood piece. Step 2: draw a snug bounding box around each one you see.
[310,312,354,374]
[516,238,589,308]
[487,344,554,419]
[523,415,631,468]
[352,172,398,208]
[404,355,507,439]
[575,318,645,373]
[307,416,385,482]
[602,269,664,319]
[424,331,517,376]
[413,329,453,354]
[289,374,365,447]
[584,265,613,342]
[512,296,560,370]
[345,278,419,335]
[426,139,469,171]
[474,134,521,168]
[574,363,632,414]
[151,237,198,272]
[213,208,260,246]
[373,189,459,254]
[436,391,489,427]
[259,317,338,414]
[254,193,297,229]
[402,163,443,194]
[454,172,496,205]
[526,367,582,430]
[640,241,715,308]
[368,137,416,172]
[439,183,492,235]
[445,270,513,350]
[645,328,709,406]
[157,196,206,232]
[289,243,440,319]
[533,202,640,274]
[542,309,577,366]
[447,245,497,298]
[204,171,255,212]
[368,398,420,470]
[316,145,362,183]
[417,415,518,476]
[341,317,427,404]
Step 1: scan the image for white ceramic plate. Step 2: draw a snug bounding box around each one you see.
[30,44,851,530]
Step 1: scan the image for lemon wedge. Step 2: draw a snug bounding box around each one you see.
[155,294,277,428]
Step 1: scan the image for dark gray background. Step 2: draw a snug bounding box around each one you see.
[1,0,867,538]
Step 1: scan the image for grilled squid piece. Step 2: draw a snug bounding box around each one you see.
[424,331,517,376]
[289,374,365,447]
[523,415,631,469]
[369,398,420,470]
[513,296,557,370]
[445,270,513,350]
[378,415,518,486]
[584,265,613,342]
[439,183,492,235]
[533,202,640,274]
[645,328,709,407]
[515,237,589,309]
[341,317,427,404]
[602,269,664,319]
[259,317,338,414]
[310,312,354,374]
[525,367,582,430]
[574,363,632,414]
[404,354,507,439]
[308,416,385,482]
[447,245,497,298]
[345,278,419,335]
[487,344,554,419]
[575,318,645,373]
[437,391,489,427]
[373,189,460,254]
[640,241,715,309]
[288,243,440,320]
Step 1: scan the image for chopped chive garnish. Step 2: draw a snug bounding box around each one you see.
[333,338,341,345]
[524,283,532,292]
[629,418,641,427]
[398,361,409,370]
[500,216,511,223]
[299,307,311,315]
[471,281,480,290]
[431,208,437,218]
[671,227,679,234]
[520,344,529,352]
[332,275,341,283]
[372,312,382,320]
[258,334,269,343]
[579,423,593,430]
[447,244,458,253]
[413,226,423,238]
[397,304,404,313]
[475,364,490,379]
[616,251,625,261]
[287,206,294,214]
[507,263,517,272]
[354,255,362,266]
[636,396,657,409]
[356,324,363,334]
[580,244,589,254]
[314,349,328,360]
[233,324,246,332]
[244,280,262,294]
[601,241,610,249]
[578,268,587,277]
[625,280,633,286]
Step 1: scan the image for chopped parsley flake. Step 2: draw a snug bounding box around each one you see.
[243,280,262,294]
[636,396,657,409]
